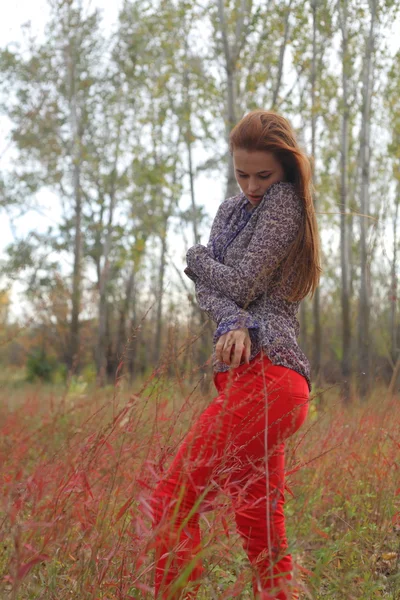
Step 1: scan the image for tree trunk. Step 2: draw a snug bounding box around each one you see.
[390,190,399,363]
[153,228,167,365]
[128,281,138,383]
[358,0,376,401]
[96,204,116,383]
[96,130,121,382]
[66,38,82,373]
[115,268,135,377]
[297,119,309,363]
[217,0,250,199]
[389,185,400,391]
[388,354,400,397]
[310,0,322,390]
[105,302,114,381]
[70,158,82,372]
[183,69,213,391]
[339,0,351,403]
[271,0,293,109]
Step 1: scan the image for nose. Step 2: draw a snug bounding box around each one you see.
[248,178,260,194]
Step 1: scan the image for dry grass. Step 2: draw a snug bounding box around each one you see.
[0,364,399,599]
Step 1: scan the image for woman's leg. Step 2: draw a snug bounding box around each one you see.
[148,351,309,599]
[148,371,249,599]
[220,352,309,599]
[230,444,293,600]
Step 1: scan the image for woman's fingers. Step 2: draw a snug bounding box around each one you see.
[244,338,251,364]
[222,333,243,367]
[222,337,233,364]
[215,337,226,363]
[230,341,244,368]
[215,328,251,367]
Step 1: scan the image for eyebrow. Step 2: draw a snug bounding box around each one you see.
[235,169,273,174]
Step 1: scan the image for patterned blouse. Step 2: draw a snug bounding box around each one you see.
[184,181,312,392]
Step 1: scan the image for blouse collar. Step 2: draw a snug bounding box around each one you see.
[241,194,257,214]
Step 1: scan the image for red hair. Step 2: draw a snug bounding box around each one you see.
[229,109,322,301]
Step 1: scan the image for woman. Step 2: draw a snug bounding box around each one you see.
[149,110,321,599]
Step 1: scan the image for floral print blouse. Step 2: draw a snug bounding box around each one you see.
[184,181,312,392]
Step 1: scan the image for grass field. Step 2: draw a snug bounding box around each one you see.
[0,367,399,599]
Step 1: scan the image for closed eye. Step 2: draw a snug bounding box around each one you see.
[237,174,271,180]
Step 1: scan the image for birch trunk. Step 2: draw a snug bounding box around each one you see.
[218,0,237,198]
[272,0,293,109]
[217,0,253,199]
[185,105,212,390]
[65,36,83,372]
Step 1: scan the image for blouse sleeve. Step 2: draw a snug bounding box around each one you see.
[191,277,260,341]
[186,183,303,307]
[184,197,260,340]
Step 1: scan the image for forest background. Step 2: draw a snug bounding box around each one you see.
[1,0,400,403]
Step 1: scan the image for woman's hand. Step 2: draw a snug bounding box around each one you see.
[215,327,251,368]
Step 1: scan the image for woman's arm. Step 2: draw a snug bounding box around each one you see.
[186,182,303,307]
[192,275,260,342]
[184,196,260,340]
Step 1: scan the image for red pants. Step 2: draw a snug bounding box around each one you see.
[149,350,309,599]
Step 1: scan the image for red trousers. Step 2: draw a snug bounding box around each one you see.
[149,350,309,599]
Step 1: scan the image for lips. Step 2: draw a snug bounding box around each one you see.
[248,194,262,200]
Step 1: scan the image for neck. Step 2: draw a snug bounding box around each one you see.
[244,198,256,212]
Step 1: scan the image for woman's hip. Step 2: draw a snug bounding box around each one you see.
[209,350,309,454]
[213,349,309,403]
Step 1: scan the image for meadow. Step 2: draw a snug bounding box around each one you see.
[0,365,399,600]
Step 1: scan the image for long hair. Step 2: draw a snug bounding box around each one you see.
[229,109,322,302]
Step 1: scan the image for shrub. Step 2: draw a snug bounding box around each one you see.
[25,348,58,383]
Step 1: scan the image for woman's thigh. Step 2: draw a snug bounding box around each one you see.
[159,352,308,488]
[212,351,309,463]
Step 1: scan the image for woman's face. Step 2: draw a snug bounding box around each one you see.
[233,148,287,207]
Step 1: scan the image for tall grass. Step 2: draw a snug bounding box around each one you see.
[0,354,399,599]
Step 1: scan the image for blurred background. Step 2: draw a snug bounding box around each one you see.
[0,0,399,402]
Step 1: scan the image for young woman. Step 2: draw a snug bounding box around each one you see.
[149,110,321,599]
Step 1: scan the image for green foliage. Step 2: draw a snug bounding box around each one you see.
[25,348,58,383]
[66,375,88,398]
[64,364,98,397]
[81,363,97,385]
[52,363,68,385]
